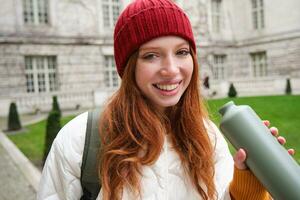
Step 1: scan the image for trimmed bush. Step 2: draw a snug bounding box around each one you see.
[43,111,61,164]
[285,78,292,95]
[228,83,237,98]
[52,96,61,117]
[7,102,22,131]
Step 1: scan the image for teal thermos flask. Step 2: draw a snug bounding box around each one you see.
[219,101,300,200]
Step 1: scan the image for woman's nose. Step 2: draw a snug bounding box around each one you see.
[160,55,179,77]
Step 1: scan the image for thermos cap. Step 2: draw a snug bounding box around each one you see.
[219,101,236,116]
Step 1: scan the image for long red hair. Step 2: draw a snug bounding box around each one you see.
[98,49,216,200]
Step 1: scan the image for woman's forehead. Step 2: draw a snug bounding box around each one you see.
[139,36,190,51]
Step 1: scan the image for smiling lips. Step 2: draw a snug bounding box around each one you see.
[153,81,182,92]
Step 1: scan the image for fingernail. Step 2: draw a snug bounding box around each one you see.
[288,149,295,155]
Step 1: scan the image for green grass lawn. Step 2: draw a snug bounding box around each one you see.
[8,95,300,166]
[8,115,76,166]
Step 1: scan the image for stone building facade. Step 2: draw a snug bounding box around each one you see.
[0,0,299,116]
[178,0,300,97]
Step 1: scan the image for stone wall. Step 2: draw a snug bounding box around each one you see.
[199,32,300,98]
[0,42,110,116]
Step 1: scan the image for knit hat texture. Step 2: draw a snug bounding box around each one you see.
[114,0,196,77]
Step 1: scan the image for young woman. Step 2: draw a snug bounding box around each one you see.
[38,0,294,199]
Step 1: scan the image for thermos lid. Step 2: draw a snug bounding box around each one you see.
[219,101,236,116]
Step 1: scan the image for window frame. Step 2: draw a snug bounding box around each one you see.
[211,0,222,33]
[102,0,121,28]
[23,0,49,25]
[25,56,58,93]
[250,51,268,77]
[103,55,120,89]
[251,0,265,30]
[212,54,227,80]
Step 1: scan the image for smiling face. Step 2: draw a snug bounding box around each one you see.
[135,36,194,112]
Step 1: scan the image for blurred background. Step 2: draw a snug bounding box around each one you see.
[0,0,299,115]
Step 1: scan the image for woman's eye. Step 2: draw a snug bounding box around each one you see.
[177,49,190,56]
[142,53,158,60]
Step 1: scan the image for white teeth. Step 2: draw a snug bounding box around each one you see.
[155,83,179,91]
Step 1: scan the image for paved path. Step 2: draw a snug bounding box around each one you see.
[0,139,36,200]
[0,112,46,199]
[0,109,88,200]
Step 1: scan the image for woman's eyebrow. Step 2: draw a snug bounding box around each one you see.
[139,46,161,52]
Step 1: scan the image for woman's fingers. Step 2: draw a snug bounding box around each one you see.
[269,126,286,145]
[264,120,280,139]
[265,121,295,156]
[263,120,279,137]
[268,126,286,146]
[288,149,296,156]
[233,149,247,170]
[270,127,279,137]
[277,136,286,145]
[263,120,270,127]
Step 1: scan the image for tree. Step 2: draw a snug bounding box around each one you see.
[285,78,292,95]
[52,96,61,117]
[228,83,237,98]
[7,102,22,131]
[43,111,61,164]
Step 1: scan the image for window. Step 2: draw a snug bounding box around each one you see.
[250,52,267,77]
[211,0,222,33]
[23,0,49,25]
[102,0,121,28]
[25,56,58,93]
[213,55,226,79]
[104,56,120,88]
[251,0,264,29]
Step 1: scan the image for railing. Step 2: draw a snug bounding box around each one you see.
[232,77,286,96]
[12,91,94,114]
[208,77,299,98]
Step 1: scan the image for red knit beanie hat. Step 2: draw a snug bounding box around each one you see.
[114,0,196,77]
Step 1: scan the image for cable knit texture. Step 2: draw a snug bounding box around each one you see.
[230,166,271,200]
[113,0,196,77]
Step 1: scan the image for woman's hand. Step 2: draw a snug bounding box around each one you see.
[233,120,296,170]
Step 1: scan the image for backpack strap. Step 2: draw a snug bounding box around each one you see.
[80,108,102,200]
